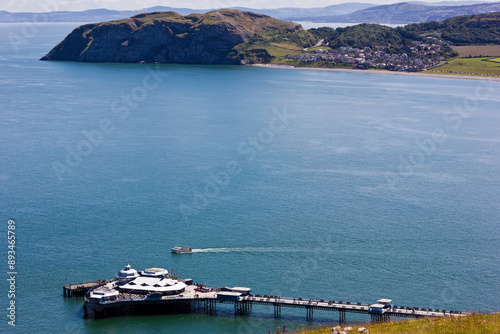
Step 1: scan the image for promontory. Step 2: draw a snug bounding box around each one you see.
[40,9,316,65]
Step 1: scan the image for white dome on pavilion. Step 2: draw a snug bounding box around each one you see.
[117,263,139,284]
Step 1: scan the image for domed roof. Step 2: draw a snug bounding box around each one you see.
[117,263,139,279]
[141,268,168,277]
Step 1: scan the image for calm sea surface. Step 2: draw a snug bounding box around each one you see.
[0,23,499,333]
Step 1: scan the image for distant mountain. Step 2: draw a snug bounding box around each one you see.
[1,2,499,24]
[0,7,201,23]
[229,3,376,19]
[0,4,376,23]
[408,1,497,6]
[306,2,500,24]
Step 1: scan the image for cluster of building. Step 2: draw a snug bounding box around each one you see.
[86,264,191,304]
[287,38,450,72]
[83,263,252,318]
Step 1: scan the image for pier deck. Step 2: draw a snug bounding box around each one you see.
[232,295,464,321]
[82,285,465,321]
[63,281,109,297]
[71,272,465,322]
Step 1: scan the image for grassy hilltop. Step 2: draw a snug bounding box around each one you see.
[293,313,500,334]
[41,9,317,64]
[305,12,500,54]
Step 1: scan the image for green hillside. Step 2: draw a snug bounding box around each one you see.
[309,12,500,49]
[400,12,500,45]
[294,313,500,334]
[41,9,317,64]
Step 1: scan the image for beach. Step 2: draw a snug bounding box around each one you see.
[251,63,500,81]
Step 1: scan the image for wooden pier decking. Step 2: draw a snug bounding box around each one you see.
[105,294,464,322]
[226,295,465,322]
[76,279,465,321]
[68,265,466,322]
[63,281,106,298]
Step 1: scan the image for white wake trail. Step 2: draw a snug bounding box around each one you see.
[191,247,300,253]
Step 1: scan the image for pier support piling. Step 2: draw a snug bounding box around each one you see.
[235,301,250,316]
[274,304,282,318]
[371,313,390,322]
[204,299,216,315]
[339,310,346,323]
[306,307,313,321]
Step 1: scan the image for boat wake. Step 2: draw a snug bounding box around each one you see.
[191,247,299,253]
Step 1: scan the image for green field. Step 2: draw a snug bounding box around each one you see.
[294,313,500,334]
[432,57,500,76]
[453,45,500,57]
[233,41,304,63]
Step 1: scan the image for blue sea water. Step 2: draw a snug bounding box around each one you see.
[0,23,499,333]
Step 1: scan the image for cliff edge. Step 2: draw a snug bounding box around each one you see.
[41,9,316,65]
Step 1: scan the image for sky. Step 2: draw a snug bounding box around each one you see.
[2,0,498,12]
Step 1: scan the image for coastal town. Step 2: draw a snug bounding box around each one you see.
[287,36,451,72]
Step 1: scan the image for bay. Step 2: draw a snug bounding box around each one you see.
[0,23,499,333]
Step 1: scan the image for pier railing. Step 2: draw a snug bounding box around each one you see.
[75,280,466,322]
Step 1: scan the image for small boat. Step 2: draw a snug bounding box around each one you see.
[171,245,193,254]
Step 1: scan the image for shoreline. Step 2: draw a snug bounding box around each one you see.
[250,64,500,82]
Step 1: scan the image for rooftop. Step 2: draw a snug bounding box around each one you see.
[120,276,187,294]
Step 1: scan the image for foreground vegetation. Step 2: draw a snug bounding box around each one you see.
[293,313,500,334]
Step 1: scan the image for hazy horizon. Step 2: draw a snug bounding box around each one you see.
[2,0,498,13]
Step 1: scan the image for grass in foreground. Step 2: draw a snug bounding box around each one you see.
[293,313,500,334]
[432,57,500,75]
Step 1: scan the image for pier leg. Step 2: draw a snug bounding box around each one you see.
[274,304,281,318]
[204,299,216,315]
[339,310,346,323]
[370,313,390,322]
[235,301,249,316]
[306,307,313,321]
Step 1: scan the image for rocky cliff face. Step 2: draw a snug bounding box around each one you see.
[41,9,311,65]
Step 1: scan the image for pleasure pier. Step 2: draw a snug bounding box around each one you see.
[77,263,466,321]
